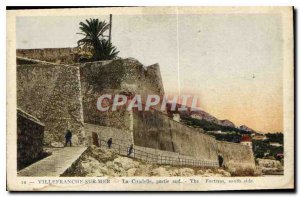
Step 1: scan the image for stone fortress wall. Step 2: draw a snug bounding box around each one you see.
[217,141,256,168]
[17,108,45,170]
[84,123,133,147]
[133,110,218,161]
[16,48,255,168]
[17,57,85,145]
[77,58,166,129]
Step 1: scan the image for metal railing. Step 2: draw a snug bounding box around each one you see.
[98,139,219,168]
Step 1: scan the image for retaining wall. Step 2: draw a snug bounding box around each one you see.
[133,110,219,161]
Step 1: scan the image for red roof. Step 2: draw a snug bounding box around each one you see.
[241,135,252,142]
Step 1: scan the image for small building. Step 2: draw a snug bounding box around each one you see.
[240,134,252,149]
[269,142,283,147]
[252,135,268,141]
[172,113,181,122]
[207,130,226,135]
[276,153,284,159]
[17,108,45,170]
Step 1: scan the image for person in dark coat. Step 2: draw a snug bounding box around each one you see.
[65,129,72,147]
[218,155,224,167]
[128,144,133,156]
[107,138,112,148]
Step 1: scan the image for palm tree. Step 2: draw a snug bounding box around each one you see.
[77,18,119,61]
[94,39,119,60]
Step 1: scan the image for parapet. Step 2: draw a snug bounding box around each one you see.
[17,48,78,64]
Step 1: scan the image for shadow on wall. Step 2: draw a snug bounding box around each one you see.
[17,108,51,170]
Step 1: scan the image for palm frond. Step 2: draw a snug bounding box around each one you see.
[77,18,119,61]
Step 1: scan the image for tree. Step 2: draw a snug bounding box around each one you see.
[77,18,119,61]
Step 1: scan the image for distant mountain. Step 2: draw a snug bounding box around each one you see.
[190,110,220,124]
[219,119,235,127]
[165,103,219,123]
[166,103,253,133]
[238,125,255,133]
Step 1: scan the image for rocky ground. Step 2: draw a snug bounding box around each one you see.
[62,145,231,177]
[256,158,284,175]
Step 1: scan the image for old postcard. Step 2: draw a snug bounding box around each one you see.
[6,6,294,191]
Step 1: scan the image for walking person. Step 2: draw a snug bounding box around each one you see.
[218,155,224,167]
[107,138,112,149]
[127,144,134,157]
[65,129,72,147]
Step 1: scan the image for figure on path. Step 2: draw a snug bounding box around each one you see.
[107,138,112,148]
[128,144,133,156]
[65,129,72,147]
[218,155,224,167]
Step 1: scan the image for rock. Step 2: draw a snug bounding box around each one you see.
[178,168,194,176]
[64,145,235,178]
[133,161,140,168]
[257,159,282,169]
[196,169,204,175]
[88,146,116,162]
[113,157,135,170]
[127,168,137,176]
[51,142,64,148]
[216,169,231,177]
[106,161,115,169]
[77,156,106,175]
[222,171,231,177]
[203,173,214,177]
[106,160,126,173]
[112,168,127,177]
[169,169,179,176]
[134,164,152,176]
[151,167,170,176]
[87,172,104,177]
[106,169,117,177]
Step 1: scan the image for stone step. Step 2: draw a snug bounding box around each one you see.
[18,147,87,177]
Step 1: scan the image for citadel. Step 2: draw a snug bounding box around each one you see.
[16,47,256,175]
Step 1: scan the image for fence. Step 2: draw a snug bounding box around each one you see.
[98,139,219,168]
